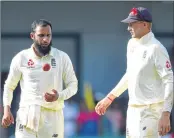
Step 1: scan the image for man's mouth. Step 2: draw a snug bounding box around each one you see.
[41,44,49,47]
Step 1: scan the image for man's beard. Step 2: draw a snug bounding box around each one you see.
[34,40,52,56]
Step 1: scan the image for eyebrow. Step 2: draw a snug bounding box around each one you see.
[37,33,51,35]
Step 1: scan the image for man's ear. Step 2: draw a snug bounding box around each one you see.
[30,32,34,40]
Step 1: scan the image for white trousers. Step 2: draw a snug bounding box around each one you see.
[126,102,163,138]
[15,107,64,138]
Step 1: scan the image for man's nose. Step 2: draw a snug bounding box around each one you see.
[127,26,131,31]
[43,36,49,42]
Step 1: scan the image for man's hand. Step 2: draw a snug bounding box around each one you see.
[1,106,14,128]
[44,89,58,102]
[95,94,115,115]
[158,111,171,136]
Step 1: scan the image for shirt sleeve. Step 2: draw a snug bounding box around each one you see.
[58,53,78,100]
[110,73,128,97]
[109,39,131,97]
[3,53,22,106]
[153,45,173,112]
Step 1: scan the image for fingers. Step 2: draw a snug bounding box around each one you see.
[159,127,166,136]
[95,102,100,111]
[95,102,102,115]
[44,92,54,102]
[5,118,11,125]
[1,110,14,128]
[2,118,11,128]
[158,129,162,136]
[164,125,171,135]
[98,103,106,115]
[159,127,164,136]
[2,119,8,128]
[45,92,54,97]
[52,89,57,94]
[100,106,106,115]
[95,102,107,115]
[1,121,7,128]
[158,124,171,136]
[167,125,171,133]
[44,91,57,102]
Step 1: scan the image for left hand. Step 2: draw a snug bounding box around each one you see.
[44,89,59,102]
[158,112,171,136]
[95,97,113,115]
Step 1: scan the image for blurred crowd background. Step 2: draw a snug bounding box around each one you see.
[0,1,174,138]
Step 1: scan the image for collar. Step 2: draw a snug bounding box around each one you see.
[30,44,54,59]
[138,31,154,44]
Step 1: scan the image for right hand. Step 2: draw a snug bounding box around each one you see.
[95,97,113,115]
[44,89,59,102]
[1,106,14,128]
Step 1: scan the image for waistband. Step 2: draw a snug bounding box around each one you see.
[129,101,164,108]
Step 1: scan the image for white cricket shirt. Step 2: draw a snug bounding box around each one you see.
[3,46,78,110]
[111,32,173,111]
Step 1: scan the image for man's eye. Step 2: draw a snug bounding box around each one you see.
[38,34,44,37]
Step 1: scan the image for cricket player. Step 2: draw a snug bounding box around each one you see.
[1,19,78,138]
[95,7,173,138]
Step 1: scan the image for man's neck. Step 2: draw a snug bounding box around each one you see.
[139,30,151,39]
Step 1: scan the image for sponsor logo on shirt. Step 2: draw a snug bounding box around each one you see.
[142,50,147,59]
[126,128,129,136]
[166,60,171,69]
[18,124,24,131]
[27,59,35,68]
[143,126,147,130]
[52,134,58,137]
[51,58,56,68]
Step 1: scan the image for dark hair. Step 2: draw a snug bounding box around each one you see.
[31,19,52,32]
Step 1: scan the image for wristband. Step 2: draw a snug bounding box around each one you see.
[107,97,113,102]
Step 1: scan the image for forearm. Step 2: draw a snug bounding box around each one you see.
[4,105,11,112]
[109,73,128,99]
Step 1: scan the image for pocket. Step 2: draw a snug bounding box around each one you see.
[140,117,159,137]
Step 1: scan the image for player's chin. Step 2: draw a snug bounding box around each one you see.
[131,34,135,38]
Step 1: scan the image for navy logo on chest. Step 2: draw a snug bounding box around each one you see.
[51,58,56,68]
[142,50,147,59]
